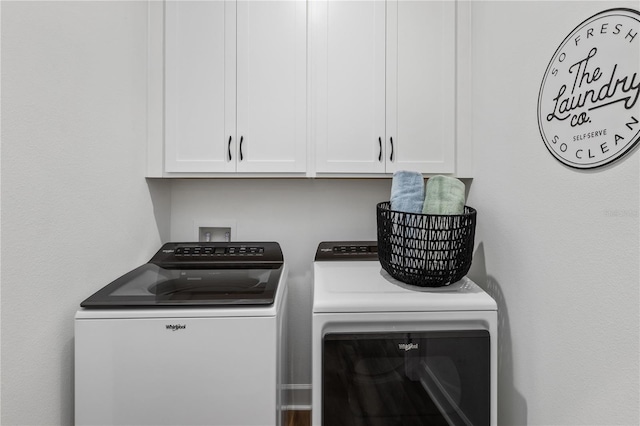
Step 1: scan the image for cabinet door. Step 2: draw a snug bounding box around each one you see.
[236,0,307,173]
[164,1,236,173]
[313,0,386,173]
[386,0,455,173]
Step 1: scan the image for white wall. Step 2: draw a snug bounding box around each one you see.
[1,2,167,425]
[466,1,639,425]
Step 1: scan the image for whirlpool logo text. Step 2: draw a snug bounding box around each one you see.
[398,343,419,352]
[166,324,186,331]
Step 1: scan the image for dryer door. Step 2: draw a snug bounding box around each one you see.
[322,330,490,426]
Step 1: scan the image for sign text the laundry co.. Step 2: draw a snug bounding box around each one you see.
[538,9,640,169]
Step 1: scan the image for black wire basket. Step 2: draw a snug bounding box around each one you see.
[376,201,477,287]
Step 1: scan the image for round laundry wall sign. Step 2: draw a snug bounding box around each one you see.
[538,8,640,169]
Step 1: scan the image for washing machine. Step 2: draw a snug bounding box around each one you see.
[312,241,497,426]
[75,242,288,426]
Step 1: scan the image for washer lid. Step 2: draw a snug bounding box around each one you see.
[313,261,497,313]
[80,242,284,309]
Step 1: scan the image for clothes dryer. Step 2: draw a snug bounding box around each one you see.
[312,241,497,426]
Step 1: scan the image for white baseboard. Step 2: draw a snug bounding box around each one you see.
[282,384,312,411]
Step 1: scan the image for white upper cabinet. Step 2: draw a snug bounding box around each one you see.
[236,0,307,173]
[164,0,307,174]
[311,0,456,174]
[311,1,386,174]
[150,0,468,177]
[386,0,456,173]
[165,1,234,173]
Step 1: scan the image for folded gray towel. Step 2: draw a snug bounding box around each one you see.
[422,175,465,215]
[390,170,425,214]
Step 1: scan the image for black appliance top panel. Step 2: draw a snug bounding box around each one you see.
[150,241,284,268]
[315,241,378,261]
[80,242,284,309]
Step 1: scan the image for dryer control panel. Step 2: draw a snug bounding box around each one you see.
[315,241,378,261]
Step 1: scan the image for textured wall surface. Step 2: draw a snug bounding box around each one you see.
[1,2,165,424]
[466,1,639,424]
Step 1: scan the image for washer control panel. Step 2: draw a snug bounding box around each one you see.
[150,242,283,268]
[175,246,265,257]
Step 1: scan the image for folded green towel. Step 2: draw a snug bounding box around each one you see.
[422,175,466,215]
